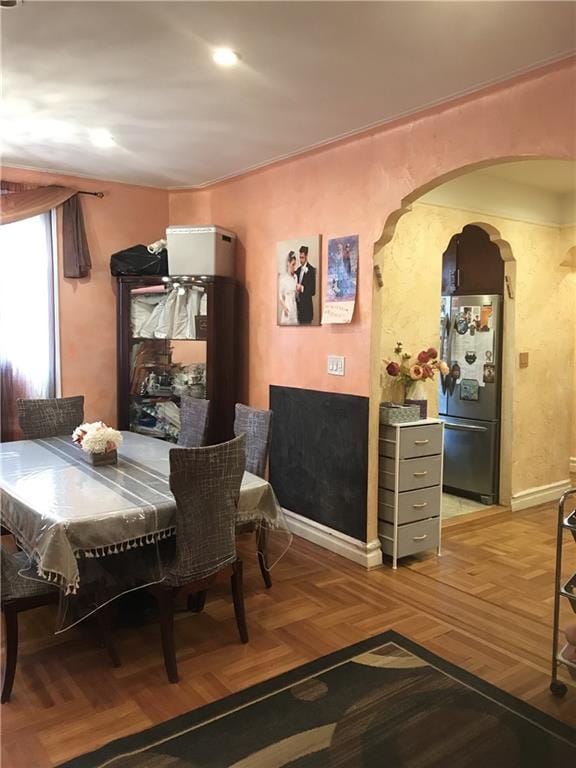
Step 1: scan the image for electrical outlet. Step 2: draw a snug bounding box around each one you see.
[327,355,345,376]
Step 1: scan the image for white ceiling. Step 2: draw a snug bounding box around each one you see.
[419,159,576,225]
[479,160,576,194]
[1,1,575,188]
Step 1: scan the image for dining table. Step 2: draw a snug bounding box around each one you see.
[0,431,283,629]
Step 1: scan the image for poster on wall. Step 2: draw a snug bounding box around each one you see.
[276,235,321,326]
[321,235,358,324]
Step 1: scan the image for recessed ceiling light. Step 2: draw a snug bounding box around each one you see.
[212,48,240,67]
[89,128,116,148]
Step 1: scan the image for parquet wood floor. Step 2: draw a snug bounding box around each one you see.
[1,500,575,767]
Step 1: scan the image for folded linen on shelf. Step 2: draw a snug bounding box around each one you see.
[131,285,206,340]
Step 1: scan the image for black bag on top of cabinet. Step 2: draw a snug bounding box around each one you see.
[110,244,168,276]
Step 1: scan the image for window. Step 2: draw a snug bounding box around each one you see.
[0,212,58,441]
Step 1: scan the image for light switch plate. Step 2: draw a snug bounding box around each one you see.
[327,355,345,376]
[519,352,529,368]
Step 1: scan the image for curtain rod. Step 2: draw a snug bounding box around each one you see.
[78,190,104,198]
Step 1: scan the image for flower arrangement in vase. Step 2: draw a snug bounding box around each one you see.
[383,342,449,419]
[72,422,123,465]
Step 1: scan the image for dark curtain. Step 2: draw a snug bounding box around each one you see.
[0,362,25,442]
[62,195,91,278]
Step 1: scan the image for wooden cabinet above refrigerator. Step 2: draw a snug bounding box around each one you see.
[441,224,504,296]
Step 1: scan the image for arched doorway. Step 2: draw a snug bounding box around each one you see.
[369,158,576,550]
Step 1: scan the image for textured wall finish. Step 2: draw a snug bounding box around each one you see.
[269,386,369,542]
[558,226,576,465]
[1,167,169,427]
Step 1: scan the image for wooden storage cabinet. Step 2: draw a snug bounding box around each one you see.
[116,275,239,445]
[378,419,443,568]
[441,225,505,296]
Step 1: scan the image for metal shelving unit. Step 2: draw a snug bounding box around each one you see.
[550,488,576,698]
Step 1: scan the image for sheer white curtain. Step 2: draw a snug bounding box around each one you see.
[0,213,56,441]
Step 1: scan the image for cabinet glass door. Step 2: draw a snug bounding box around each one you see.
[128,283,208,441]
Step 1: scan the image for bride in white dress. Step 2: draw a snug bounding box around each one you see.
[278,252,298,325]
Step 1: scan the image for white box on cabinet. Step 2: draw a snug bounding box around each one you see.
[166,226,236,277]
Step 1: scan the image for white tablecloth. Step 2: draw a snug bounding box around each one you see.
[0,431,281,596]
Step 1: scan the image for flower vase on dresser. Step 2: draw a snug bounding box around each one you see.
[383,341,449,421]
[405,379,428,420]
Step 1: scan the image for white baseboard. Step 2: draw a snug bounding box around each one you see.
[510,479,571,512]
[570,456,576,475]
[282,508,382,569]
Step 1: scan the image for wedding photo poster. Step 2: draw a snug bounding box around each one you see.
[322,234,358,324]
[276,235,321,326]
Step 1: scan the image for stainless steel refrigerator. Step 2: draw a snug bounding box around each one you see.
[438,294,502,504]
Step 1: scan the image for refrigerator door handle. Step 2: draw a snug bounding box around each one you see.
[444,423,488,433]
[445,309,457,395]
[440,307,454,395]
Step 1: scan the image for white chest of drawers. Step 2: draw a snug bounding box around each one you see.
[378,419,444,569]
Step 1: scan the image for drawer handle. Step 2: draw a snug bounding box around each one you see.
[413,471,428,477]
[412,502,428,509]
[412,534,428,541]
[413,439,429,445]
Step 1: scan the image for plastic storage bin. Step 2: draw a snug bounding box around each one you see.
[166,226,236,277]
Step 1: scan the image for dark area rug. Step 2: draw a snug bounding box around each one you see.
[58,630,575,768]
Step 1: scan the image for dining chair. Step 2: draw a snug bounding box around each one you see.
[0,545,121,703]
[149,434,247,683]
[177,396,210,448]
[17,395,85,440]
[1,545,121,703]
[1,545,59,703]
[234,403,273,589]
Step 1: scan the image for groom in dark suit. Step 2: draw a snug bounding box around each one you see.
[295,245,316,324]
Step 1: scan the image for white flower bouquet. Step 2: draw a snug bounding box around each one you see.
[72,422,123,463]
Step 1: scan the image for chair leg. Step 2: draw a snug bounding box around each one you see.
[157,590,178,683]
[256,522,272,589]
[1,608,18,704]
[187,591,207,613]
[95,605,121,668]
[231,560,249,644]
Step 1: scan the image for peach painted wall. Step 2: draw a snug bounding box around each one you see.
[169,58,575,544]
[170,58,576,415]
[1,167,169,427]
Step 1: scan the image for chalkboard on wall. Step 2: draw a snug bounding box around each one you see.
[269,385,369,542]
